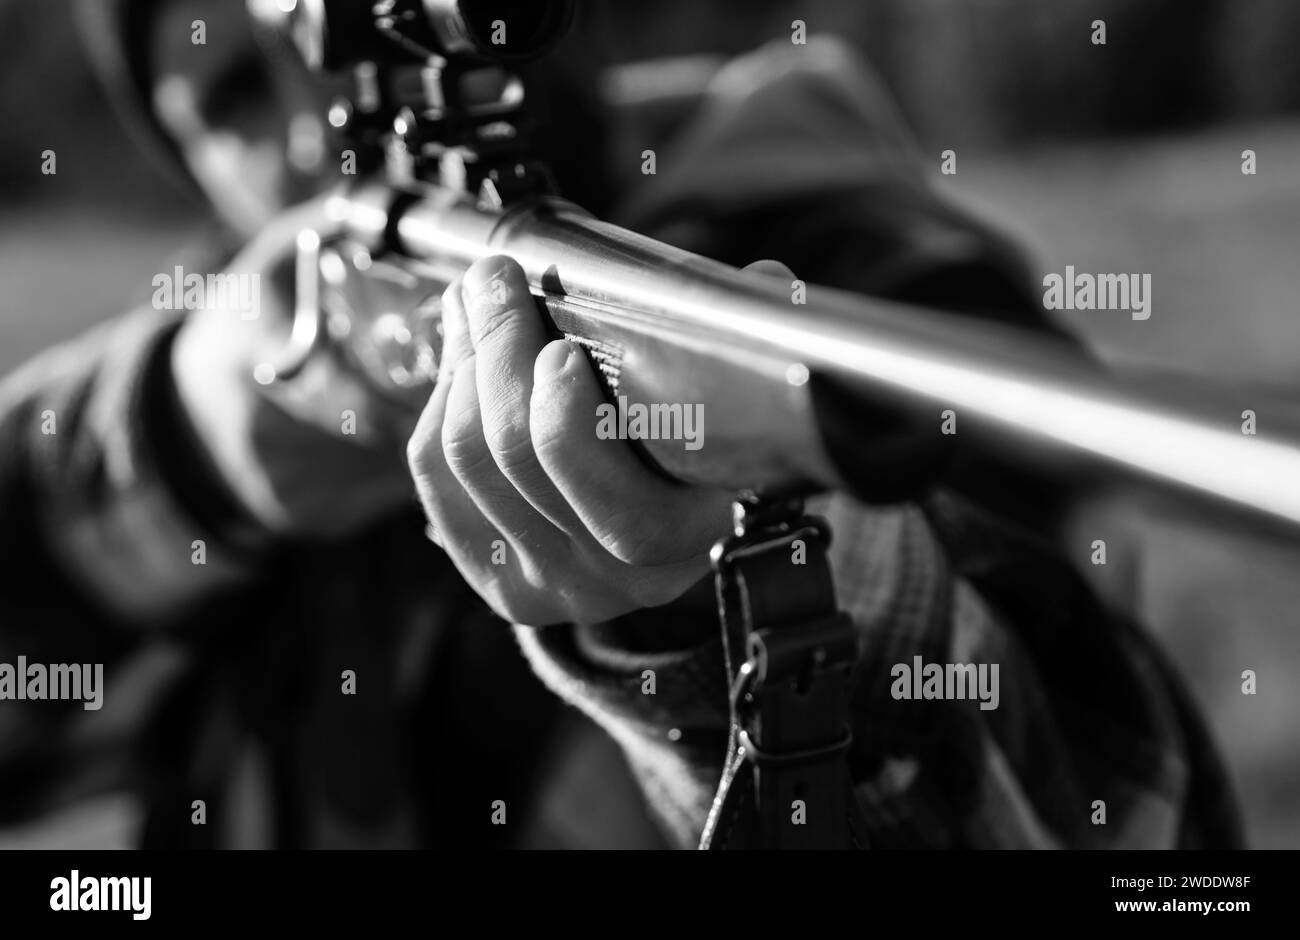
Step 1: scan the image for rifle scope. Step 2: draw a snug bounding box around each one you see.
[273,0,575,71]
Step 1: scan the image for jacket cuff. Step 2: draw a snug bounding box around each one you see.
[30,308,270,623]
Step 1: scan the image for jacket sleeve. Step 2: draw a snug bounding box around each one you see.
[0,306,277,822]
[514,493,1241,849]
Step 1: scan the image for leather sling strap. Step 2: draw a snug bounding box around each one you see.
[699,496,867,850]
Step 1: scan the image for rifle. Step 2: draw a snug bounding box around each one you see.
[251,0,1300,533]
[249,0,1300,851]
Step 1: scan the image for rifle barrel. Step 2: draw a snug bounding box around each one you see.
[335,183,1300,529]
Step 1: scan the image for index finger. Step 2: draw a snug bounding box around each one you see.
[459,255,584,531]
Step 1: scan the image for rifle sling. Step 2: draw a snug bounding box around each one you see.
[700,499,866,849]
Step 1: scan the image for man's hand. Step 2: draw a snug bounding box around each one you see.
[171,197,428,538]
[406,254,790,627]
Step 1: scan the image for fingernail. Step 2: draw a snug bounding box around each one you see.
[463,257,518,307]
[535,340,575,379]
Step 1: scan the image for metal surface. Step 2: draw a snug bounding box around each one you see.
[327,183,1300,527]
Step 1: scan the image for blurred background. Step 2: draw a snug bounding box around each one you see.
[0,0,1297,847]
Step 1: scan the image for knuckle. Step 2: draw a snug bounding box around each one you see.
[470,299,529,348]
[487,419,539,477]
[440,412,493,481]
[405,434,429,477]
[599,516,673,567]
[405,423,440,480]
[612,539,661,568]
